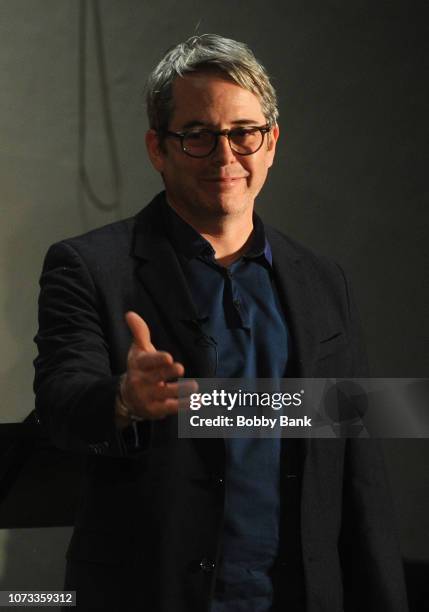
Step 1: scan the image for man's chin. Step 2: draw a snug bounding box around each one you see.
[197,194,251,218]
[167,190,252,222]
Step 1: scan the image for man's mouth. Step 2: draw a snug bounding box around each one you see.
[203,176,246,182]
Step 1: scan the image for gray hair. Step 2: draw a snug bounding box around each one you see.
[146,34,279,132]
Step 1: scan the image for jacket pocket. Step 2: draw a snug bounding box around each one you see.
[317,332,347,360]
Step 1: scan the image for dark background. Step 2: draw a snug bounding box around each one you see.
[0,0,427,604]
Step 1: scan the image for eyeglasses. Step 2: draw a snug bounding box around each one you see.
[161,124,272,158]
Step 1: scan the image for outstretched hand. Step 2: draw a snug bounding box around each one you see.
[117,311,197,424]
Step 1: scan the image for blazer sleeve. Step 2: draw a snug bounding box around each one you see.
[33,240,133,457]
[339,438,409,611]
[335,268,409,610]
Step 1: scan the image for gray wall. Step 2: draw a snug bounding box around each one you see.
[0,0,427,592]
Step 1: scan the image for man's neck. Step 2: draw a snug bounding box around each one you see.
[201,221,254,266]
[166,199,254,267]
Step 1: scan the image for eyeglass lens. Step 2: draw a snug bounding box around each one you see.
[183,128,264,157]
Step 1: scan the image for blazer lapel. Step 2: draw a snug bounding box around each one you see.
[266,226,320,378]
[132,194,217,378]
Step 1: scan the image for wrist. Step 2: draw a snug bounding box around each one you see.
[115,375,144,428]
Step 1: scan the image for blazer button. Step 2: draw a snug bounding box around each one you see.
[200,558,216,572]
[212,475,224,487]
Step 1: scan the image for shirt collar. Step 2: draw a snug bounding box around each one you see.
[160,194,272,267]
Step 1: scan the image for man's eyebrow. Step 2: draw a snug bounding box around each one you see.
[230,119,264,126]
[180,121,206,130]
[180,119,264,130]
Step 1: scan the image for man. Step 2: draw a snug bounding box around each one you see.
[34,35,408,611]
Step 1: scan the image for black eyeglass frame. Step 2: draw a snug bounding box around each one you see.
[159,124,272,158]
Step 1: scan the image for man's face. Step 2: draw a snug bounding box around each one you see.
[146,72,279,223]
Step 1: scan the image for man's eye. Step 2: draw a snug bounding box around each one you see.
[232,128,257,137]
[232,128,259,141]
[186,131,210,140]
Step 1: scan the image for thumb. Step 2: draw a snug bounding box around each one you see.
[125,311,156,352]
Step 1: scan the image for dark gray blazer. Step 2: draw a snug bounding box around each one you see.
[34,192,408,611]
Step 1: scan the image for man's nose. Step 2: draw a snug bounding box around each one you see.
[211,134,237,165]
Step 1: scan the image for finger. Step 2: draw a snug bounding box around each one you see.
[177,380,199,399]
[133,351,174,371]
[176,379,199,397]
[125,311,156,352]
[177,396,197,412]
[137,396,197,420]
[154,396,193,417]
[138,360,185,383]
[151,380,199,401]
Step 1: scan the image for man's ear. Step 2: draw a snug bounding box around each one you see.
[145,129,165,172]
[266,124,280,168]
[267,124,280,150]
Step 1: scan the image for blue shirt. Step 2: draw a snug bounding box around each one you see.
[162,198,290,611]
